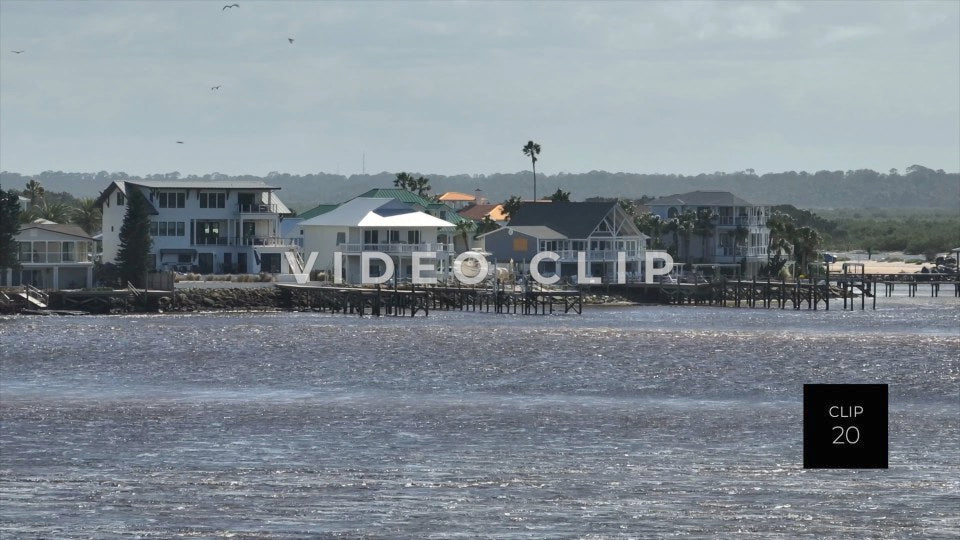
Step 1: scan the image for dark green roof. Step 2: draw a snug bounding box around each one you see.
[354,188,434,207]
[297,204,339,220]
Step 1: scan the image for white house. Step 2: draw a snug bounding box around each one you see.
[479,201,648,281]
[3,222,95,289]
[97,180,297,274]
[299,198,455,284]
[646,191,770,276]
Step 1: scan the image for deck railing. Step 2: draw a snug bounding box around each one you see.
[338,242,453,254]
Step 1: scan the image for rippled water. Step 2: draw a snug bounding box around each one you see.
[1,295,958,538]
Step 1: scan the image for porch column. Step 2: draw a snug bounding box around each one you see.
[52,266,59,289]
[86,266,93,288]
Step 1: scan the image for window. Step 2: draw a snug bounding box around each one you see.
[177,222,185,236]
[116,192,125,205]
[17,242,31,262]
[407,230,420,244]
[200,193,226,209]
[512,237,528,251]
[158,192,185,208]
[389,230,400,243]
[364,230,379,244]
[159,222,168,236]
[46,241,61,263]
[336,232,346,245]
[151,221,185,237]
[62,242,75,262]
[150,222,159,236]
[178,253,192,263]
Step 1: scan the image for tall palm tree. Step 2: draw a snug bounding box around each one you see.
[393,172,415,190]
[24,179,44,208]
[693,209,717,261]
[413,176,431,197]
[72,197,102,235]
[522,140,541,201]
[674,211,697,262]
[793,226,822,276]
[454,220,475,252]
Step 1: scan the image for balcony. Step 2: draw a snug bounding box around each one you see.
[238,203,280,214]
[554,249,643,261]
[192,236,302,247]
[717,216,763,227]
[337,242,453,254]
[715,246,768,258]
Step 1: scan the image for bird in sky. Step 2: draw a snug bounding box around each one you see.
[222,3,239,10]
[176,141,184,144]
[211,85,221,91]
[288,38,294,44]
[11,50,24,54]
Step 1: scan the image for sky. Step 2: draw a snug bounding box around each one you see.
[0,0,958,178]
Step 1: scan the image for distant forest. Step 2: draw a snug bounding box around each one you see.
[1,165,957,212]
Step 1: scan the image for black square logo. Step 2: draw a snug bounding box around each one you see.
[803,384,888,469]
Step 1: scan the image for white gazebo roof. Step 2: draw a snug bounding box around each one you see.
[299,198,454,228]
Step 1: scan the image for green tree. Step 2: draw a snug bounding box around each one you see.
[37,202,71,224]
[522,140,541,200]
[393,172,415,190]
[693,208,717,262]
[475,215,500,236]
[502,195,523,221]
[23,179,44,207]
[546,188,570,202]
[793,226,822,276]
[393,172,431,197]
[116,191,153,287]
[72,197,102,235]
[670,210,697,262]
[633,212,665,248]
[0,190,22,272]
[454,220,475,251]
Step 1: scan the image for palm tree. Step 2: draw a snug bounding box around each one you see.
[393,172,415,190]
[24,179,44,208]
[38,202,71,224]
[633,212,664,248]
[693,209,717,261]
[793,226,822,276]
[502,195,523,220]
[673,211,697,262]
[454,220,475,252]
[413,176,431,197]
[522,140,541,200]
[72,197,102,235]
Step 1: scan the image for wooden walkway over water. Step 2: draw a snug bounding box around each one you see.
[276,283,584,317]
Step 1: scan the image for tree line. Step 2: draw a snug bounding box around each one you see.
[2,164,956,210]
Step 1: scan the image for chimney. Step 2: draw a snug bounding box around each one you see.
[474,187,487,205]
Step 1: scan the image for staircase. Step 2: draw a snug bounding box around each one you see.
[18,285,49,308]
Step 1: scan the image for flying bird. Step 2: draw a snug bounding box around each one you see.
[176,141,184,144]
[288,38,294,44]
[211,85,221,91]
[222,3,239,10]
[11,50,24,54]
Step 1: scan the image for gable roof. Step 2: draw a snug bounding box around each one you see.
[353,188,434,207]
[459,203,508,222]
[299,198,454,228]
[506,201,621,238]
[647,190,755,207]
[18,223,94,240]
[438,191,476,202]
[297,204,339,220]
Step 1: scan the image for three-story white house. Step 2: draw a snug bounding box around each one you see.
[97,180,296,274]
[299,198,455,284]
[646,191,770,276]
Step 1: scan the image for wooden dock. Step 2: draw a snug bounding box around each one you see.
[276,283,584,317]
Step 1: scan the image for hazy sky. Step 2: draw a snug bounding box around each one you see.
[1,0,958,177]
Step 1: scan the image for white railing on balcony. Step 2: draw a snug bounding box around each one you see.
[338,242,453,254]
[192,236,302,247]
[715,246,768,257]
[554,249,643,261]
[238,203,279,214]
[717,217,763,227]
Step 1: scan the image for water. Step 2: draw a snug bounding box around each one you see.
[1,295,958,538]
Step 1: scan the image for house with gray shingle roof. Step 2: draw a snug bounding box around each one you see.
[646,191,771,276]
[479,201,647,282]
